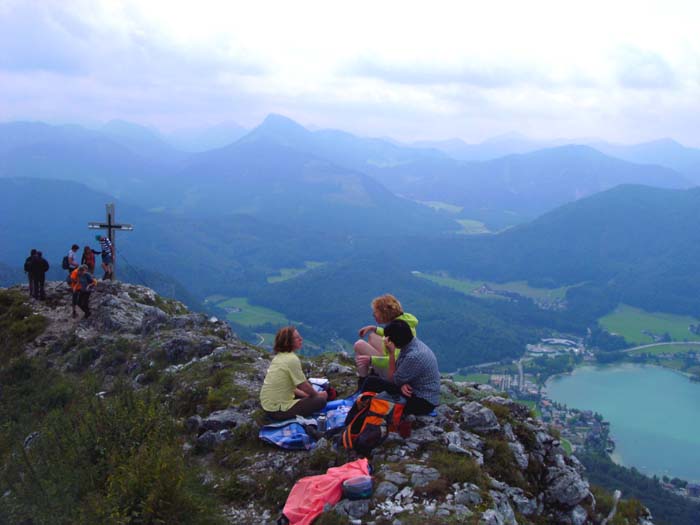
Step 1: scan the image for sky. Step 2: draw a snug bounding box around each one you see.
[1,0,699,145]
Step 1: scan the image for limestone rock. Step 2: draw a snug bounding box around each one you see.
[375,481,399,499]
[460,401,501,433]
[201,408,247,432]
[544,455,591,508]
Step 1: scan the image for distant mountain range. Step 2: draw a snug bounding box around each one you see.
[591,138,700,185]
[365,145,690,224]
[2,116,699,233]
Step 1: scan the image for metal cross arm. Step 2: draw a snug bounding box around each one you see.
[88,222,134,231]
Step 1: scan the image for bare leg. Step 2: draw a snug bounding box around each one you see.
[367,332,384,353]
[354,339,385,377]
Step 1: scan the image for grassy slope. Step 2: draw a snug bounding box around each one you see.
[217,297,290,326]
[413,272,570,300]
[599,304,700,345]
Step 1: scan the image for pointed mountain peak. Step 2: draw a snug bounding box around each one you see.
[258,113,309,133]
[240,114,313,148]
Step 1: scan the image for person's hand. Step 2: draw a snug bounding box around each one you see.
[400,384,413,398]
[356,355,371,368]
[358,325,376,337]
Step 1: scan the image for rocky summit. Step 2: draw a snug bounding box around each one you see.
[0,282,654,525]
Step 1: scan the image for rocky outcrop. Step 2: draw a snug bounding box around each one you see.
[4,282,653,525]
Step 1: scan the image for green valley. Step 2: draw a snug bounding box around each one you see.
[599,304,700,345]
[412,271,570,302]
[215,297,292,327]
[266,261,325,283]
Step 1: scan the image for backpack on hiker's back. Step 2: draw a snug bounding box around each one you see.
[341,391,404,457]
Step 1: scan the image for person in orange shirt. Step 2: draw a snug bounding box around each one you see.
[70,265,97,319]
[69,266,82,318]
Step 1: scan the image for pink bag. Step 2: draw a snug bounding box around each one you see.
[282,458,370,525]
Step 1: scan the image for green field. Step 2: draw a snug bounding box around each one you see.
[267,261,325,283]
[216,297,291,327]
[629,343,700,356]
[456,219,491,235]
[599,304,700,345]
[412,272,570,301]
[452,373,491,384]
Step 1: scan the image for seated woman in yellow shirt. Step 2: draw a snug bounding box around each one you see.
[260,326,327,420]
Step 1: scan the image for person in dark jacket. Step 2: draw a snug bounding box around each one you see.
[30,251,50,300]
[360,319,441,416]
[24,249,37,297]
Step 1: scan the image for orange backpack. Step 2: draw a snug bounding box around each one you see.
[341,392,405,456]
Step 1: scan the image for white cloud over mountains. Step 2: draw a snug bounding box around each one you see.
[1,0,699,145]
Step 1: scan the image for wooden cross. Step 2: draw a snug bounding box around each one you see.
[88,203,133,279]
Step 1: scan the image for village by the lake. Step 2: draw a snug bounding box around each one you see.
[456,335,700,502]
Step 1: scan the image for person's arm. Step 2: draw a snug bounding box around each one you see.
[296,381,327,400]
[358,325,377,337]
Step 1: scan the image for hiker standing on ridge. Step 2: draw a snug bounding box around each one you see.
[354,294,418,384]
[96,235,114,280]
[77,265,97,319]
[69,264,82,318]
[66,244,80,274]
[81,245,100,274]
[360,319,440,416]
[30,251,49,300]
[24,249,37,297]
[260,326,327,420]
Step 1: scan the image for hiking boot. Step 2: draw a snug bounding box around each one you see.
[72,311,77,319]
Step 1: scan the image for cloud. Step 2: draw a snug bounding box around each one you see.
[615,47,678,89]
[0,2,92,74]
[344,57,557,89]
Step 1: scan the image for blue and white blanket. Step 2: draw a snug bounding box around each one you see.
[258,393,359,451]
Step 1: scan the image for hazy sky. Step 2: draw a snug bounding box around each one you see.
[1,0,699,145]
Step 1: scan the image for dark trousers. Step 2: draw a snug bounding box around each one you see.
[361,376,436,416]
[265,395,326,420]
[77,291,91,317]
[27,274,34,297]
[31,275,45,299]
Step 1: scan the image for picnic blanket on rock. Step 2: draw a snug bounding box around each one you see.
[259,393,360,451]
[259,417,318,451]
[282,458,370,525]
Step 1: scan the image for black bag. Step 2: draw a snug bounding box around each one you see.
[61,255,70,270]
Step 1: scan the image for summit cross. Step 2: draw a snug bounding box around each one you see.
[87,203,133,280]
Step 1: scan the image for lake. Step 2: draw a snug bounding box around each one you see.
[546,363,700,482]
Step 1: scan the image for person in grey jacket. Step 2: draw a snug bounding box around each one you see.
[360,319,440,416]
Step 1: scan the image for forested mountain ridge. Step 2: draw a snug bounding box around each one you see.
[377,184,700,316]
